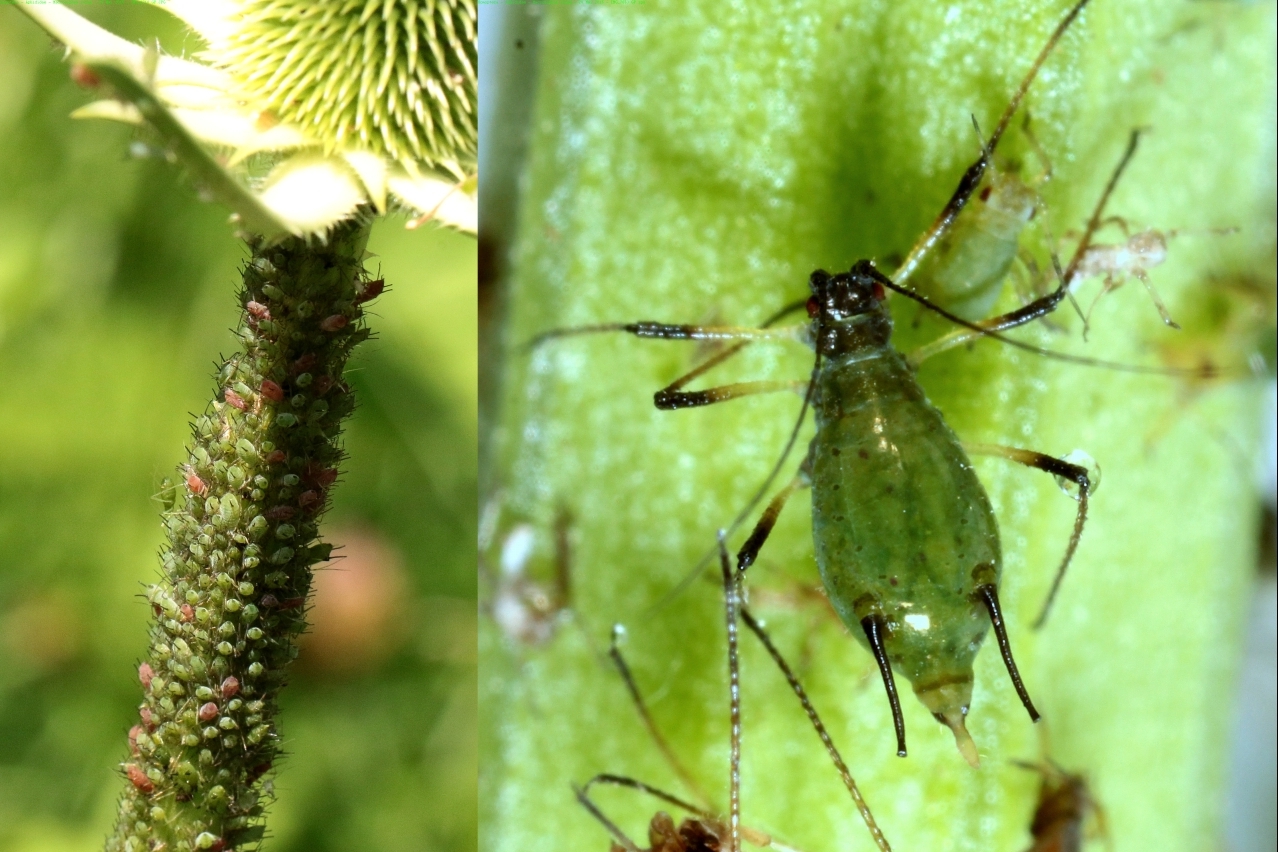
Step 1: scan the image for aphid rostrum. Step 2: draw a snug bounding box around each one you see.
[534,0,1137,766]
[576,537,891,851]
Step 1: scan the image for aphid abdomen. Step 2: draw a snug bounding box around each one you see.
[810,345,1001,753]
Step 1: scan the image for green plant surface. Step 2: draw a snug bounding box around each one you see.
[483,1,1276,851]
[0,6,476,851]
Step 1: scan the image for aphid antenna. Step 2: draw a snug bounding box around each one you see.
[894,0,1097,286]
[607,624,712,806]
[718,530,744,852]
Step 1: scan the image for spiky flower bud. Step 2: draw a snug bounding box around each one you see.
[106,219,379,852]
[214,0,477,174]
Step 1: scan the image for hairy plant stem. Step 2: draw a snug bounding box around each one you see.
[108,218,378,852]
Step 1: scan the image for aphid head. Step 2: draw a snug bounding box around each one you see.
[806,261,892,355]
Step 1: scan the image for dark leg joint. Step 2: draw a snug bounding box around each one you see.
[860,614,907,757]
[975,584,1040,722]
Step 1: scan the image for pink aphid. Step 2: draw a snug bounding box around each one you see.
[198,702,220,723]
[260,380,284,402]
[179,604,195,623]
[245,300,271,320]
[298,490,321,510]
[139,705,156,730]
[125,763,154,794]
[355,278,385,304]
[186,472,208,496]
[320,314,349,333]
[220,676,240,699]
[70,63,100,89]
[138,662,154,690]
[303,462,338,488]
[128,725,143,755]
[265,450,287,465]
[265,505,296,521]
[224,389,248,411]
[292,352,318,373]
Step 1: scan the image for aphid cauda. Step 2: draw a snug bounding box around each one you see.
[577,538,890,851]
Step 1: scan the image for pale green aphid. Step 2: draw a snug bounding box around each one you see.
[534,0,1109,768]
[906,155,1045,321]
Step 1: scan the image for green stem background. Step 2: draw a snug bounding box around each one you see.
[482,1,1276,851]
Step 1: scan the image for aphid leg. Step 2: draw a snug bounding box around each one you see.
[736,467,812,573]
[656,380,810,411]
[1020,111,1054,186]
[738,606,893,852]
[965,443,1094,629]
[573,779,645,852]
[608,626,711,806]
[894,0,1096,287]
[718,532,743,852]
[903,129,1144,368]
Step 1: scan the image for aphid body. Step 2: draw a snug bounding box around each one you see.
[908,164,1042,320]
[805,264,1004,764]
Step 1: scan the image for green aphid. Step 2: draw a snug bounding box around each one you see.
[531,0,1148,766]
[905,159,1044,321]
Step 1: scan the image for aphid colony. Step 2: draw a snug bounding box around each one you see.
[108,223,381,852]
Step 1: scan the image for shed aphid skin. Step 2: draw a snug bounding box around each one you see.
[576,536,891,852]
[1066,218,1240,338]
[480,502,574,647]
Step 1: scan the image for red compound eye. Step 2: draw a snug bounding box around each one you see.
[806,296,820,318]
[980,186,993,202]
[872,281,886,301]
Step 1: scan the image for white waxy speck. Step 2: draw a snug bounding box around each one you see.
[904,613,931,632]
[501,525,535,576]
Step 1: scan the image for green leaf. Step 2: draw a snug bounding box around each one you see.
[484,1,1275,851]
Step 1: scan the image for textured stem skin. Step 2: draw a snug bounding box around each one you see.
[107,220,376,852]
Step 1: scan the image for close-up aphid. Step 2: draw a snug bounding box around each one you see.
[482,0,1277,849]
[529,0,1153,769]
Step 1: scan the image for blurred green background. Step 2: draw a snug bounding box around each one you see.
[0,4,476,851]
